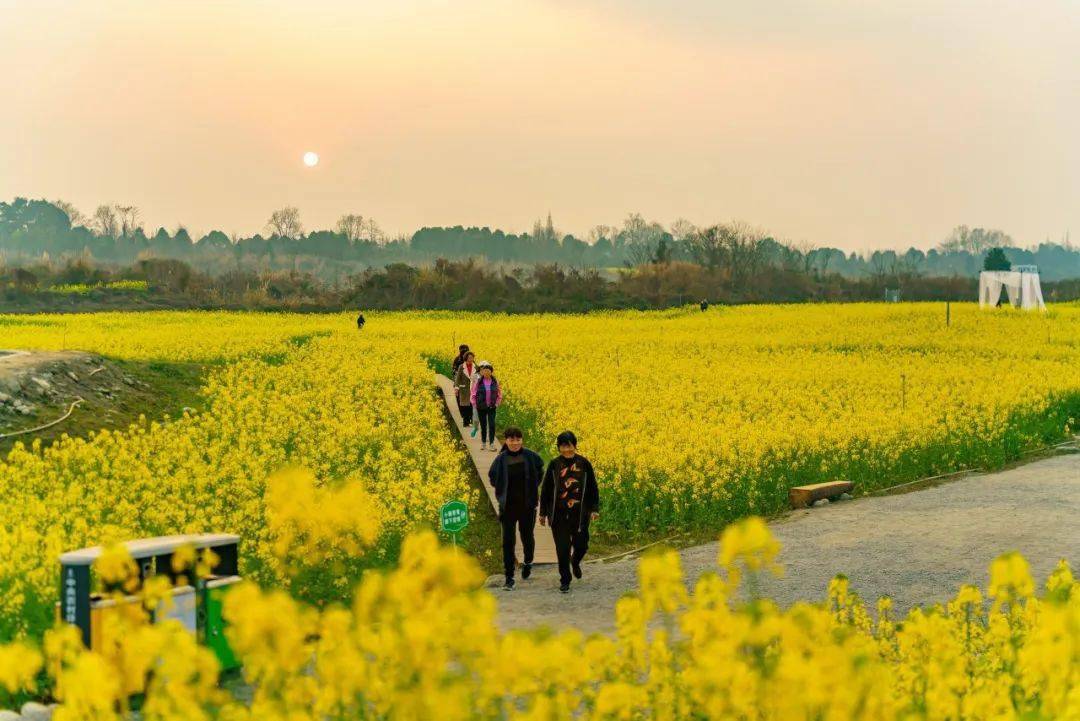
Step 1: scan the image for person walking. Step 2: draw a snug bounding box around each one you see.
[470,361,502,451]
[454,351,477,427]
[356,313,366,329]
[488,426,544,590]
[539,431,600,593]
[452,344,470,375]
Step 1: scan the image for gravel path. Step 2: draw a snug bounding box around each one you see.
[490,452,1080,635]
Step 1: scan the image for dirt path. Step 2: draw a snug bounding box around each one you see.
[489,452,1080,634]
[435,374,557,565]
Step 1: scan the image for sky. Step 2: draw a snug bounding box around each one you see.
[1,0,1077,251]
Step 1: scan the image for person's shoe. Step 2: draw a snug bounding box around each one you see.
[503,577,515,591]
[572,560,583,579]
[479,443,487,451]
[559,583,571,594]
[521,563,532,580]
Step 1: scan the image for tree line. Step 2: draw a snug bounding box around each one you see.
[7,253,1080,315]
[2,197,1077,284]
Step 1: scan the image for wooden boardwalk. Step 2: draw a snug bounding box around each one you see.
[436,374,556,565]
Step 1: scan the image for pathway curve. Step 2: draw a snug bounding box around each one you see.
[436,374,556,565]
[490,452,1080,634]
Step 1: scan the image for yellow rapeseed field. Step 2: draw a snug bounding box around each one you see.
[0,312,473,638]
[2,305,1079,718]
[398,303,1080,535]
[0,518,1076,721]
[3,304,1080,637]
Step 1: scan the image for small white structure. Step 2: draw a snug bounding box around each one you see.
[978,265,1045,311]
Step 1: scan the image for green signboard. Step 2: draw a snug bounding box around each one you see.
[440,500,469,537]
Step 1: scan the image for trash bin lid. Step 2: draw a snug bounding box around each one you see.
[60,533,240,566]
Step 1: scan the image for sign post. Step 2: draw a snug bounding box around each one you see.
[439,500,470,548]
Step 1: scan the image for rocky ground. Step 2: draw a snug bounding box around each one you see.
[0,349,203,455]
[0,350,148,436]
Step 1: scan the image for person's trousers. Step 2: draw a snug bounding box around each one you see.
[551,518,590,586]
[458,403,473,426]
[477,407,497,444]
[501,510,536,579]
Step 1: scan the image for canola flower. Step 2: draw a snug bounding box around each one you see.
[0,519,1075,721]
[397,303,1080,535]
[0,317,472,638]
[3,304,1080,638]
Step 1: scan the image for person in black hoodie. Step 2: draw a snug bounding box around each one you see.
[488,426,545,590]
[451,344,469,374]
[539,430,600,593]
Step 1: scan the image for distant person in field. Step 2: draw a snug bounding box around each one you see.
[470,361,502,451]
[454,351,477,427]
[452,344,470,374]
[539,431,600,593]
[488,426,544,591]
[356,313,366,329]
[700,300,709,312]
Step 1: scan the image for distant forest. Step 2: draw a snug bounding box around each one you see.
[2,197,1077,282]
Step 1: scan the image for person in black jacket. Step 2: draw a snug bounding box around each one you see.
[451,344,470,374]
[539,430,599,593]
[488,426,545,590]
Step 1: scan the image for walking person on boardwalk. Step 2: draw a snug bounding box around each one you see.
[488,426,544,591]
[539,431,600,593]
[454,351,478,427]
[452,344,470,374]
[470,361,502,451]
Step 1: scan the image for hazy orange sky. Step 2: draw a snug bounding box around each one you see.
[2,0,1077,250]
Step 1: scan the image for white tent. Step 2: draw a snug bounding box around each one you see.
[978,266,1045,311]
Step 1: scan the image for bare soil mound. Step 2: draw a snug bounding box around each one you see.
[0,350,203,454]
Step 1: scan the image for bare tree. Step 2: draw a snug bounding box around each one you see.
[727,221,767,284]
[938,225,1013,254]
[669,218,697,243]
[266,207,303,239]
[53,199,84,227]
[336,213,366,242]
[587,225,616,244]
[365,218,385,244]
[116,205,141,237]
[620,212,665,266]
[687,221,767,283]
[686,225,727,270]
[93,205,119,238]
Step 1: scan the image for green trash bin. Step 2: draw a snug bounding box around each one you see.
[198,575,242,671]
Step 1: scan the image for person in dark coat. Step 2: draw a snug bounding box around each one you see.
[700,300,709,312]
[356,313,366,329]
[453,351,477,427]
[451,344,470,374]
[488,426,544,590]
[539,430,600,593]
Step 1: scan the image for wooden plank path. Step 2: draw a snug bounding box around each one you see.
[436,374,557,565]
